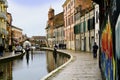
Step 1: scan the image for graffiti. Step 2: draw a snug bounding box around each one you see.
[98,0,120,79]
[101,15,114,80]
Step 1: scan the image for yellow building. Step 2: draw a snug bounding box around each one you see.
[0,0,8,47]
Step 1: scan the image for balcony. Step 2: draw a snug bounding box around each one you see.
[0,12,7,20]
[0,27,8,35]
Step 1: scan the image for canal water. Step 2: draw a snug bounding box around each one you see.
[0,50,70,80]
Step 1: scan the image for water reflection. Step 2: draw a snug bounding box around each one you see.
[0,50,70,80]
[31,50,34,60]
[46,51,70,72]
[26,53,29,65]
[0,62,12,80]
[53,49,57,63]
[25,51,34,65]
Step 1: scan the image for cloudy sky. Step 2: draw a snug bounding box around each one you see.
[7,0,65,37]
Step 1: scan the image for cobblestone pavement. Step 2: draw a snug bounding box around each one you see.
[47,50,102,80]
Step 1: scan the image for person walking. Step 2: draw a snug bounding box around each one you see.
[93,42,98,58]
[0,44,4,57]
[53,44,57,63]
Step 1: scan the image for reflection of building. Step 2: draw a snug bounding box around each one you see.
[46,50,70,72]
[0,62,12,80]
[12,25,23,45]
[46,7,64,48]
[46,51,55,72]
[0,0,8,48]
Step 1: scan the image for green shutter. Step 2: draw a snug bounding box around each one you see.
[83,21,86,32]
[74,24,81,34]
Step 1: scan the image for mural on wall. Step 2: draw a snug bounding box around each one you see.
[101,15,114,80]
[100,0,120,79]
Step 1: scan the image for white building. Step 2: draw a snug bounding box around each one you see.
[74,2,99,52]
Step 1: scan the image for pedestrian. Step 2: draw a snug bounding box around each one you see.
[53,44,57,63]
[9,45,12,52]
[0,44,4,56]
[93,42,98,58]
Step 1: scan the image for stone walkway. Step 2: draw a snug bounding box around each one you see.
[46,50,102,80]
[0,51,22,61]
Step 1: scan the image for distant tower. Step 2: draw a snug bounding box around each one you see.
[48,6,54,20]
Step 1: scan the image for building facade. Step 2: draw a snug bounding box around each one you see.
[0,0,8,48]
[46,8,64,48]
[12,25,23,45]
[63,0,75,50]
[46,7,55,47]
[30,36,47,47]
[53,12,64,48]
[74,1,99,52]
[7,12,12,46]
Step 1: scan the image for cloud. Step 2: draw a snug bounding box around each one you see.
[7,0,65,37]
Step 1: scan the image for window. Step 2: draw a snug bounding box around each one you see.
[71,0,73,6]
[87,17,95,30]
[71,15,73,24]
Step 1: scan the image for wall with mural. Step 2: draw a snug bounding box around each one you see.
[101,15,115,80]
[99,0,120,80]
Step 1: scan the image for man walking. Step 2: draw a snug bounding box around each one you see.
[0,44,4,56]
[93,42,98,58]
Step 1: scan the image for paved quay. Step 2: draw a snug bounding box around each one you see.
[45,50,102,80]
[0,51,23,61]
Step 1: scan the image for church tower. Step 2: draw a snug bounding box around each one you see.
[48,7,54,20]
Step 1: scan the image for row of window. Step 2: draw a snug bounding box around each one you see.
[65,15,74,27]
[74,17,95,34]
[0,3,6,12]
[63,0,74,13]
[65,29,74,41]
[54,29,64,38]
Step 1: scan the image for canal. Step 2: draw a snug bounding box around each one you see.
[0,50,70,80]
